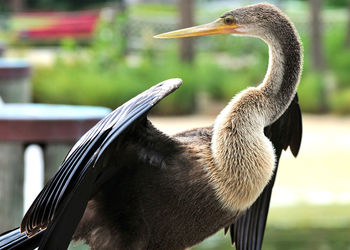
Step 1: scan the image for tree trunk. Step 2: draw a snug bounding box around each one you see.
[113,0,128,56]
[9,0,25,12]
[310,0,328,112]
[178,0,194,62]
[115,0,126,12]
[310,0,325,71]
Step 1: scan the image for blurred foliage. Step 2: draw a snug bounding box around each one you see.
[324,0,348,8]
[129,3,177,18]
[32,4,350,115]
[299,0,348,8]
[32,13,266,114]
[33,47,266,114]
[323,23,350,114]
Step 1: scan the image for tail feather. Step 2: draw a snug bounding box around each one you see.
[0,228,42,250]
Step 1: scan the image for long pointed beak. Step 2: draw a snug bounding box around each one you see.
[154,19,240,39]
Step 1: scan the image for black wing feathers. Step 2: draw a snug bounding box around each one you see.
[264,95,302,157]
[39,153,99,249]
[20,79,182,249]
[0,228,42,250]
[227,94,302,250]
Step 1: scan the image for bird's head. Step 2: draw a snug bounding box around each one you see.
[154,3,287,40]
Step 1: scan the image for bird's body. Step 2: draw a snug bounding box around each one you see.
[0,3,303,250]
[73,125,238,250]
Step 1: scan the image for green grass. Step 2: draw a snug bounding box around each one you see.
[193,204,350,250]
[69,228,350,250]
[193,227,350,250]
[196,204,350,248]
[268,204,350,228]
[67,204,350,250]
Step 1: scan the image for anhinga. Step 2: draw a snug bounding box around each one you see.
[0,3,302,250]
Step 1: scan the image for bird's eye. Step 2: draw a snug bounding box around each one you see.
[224,15,235,25]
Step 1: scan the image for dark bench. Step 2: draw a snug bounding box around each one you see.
[0,58,31,103]
[0,103,110,232]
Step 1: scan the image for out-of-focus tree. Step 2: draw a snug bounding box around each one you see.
[310,0,328,112]
[325,0,347,7]
[346,0,350,46]
[9,0,26,12]
[310,0,326,71]
[114,0,128,56]
[302,0,347,7]
[92,0,128,64]
[115,0,126,12]
[178,0,194,62]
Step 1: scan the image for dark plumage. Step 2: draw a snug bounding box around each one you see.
[0,3,302,250]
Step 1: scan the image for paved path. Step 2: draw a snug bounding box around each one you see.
[150,114,350,206]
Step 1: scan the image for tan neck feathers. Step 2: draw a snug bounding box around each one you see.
[208,7,302,211]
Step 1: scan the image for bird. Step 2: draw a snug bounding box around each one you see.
[0,3,302,250]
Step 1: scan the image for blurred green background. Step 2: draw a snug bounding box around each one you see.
[2,0,350,115]
[1,0,350,249]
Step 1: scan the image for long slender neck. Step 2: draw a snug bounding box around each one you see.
[258,21,302,124]
[209,18,302,211]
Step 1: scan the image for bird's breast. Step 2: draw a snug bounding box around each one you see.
[209,126,275,212]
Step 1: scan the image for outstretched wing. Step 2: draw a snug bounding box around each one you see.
[20,78,182,250]
[0,228,42,250]
[226,94,302,250]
